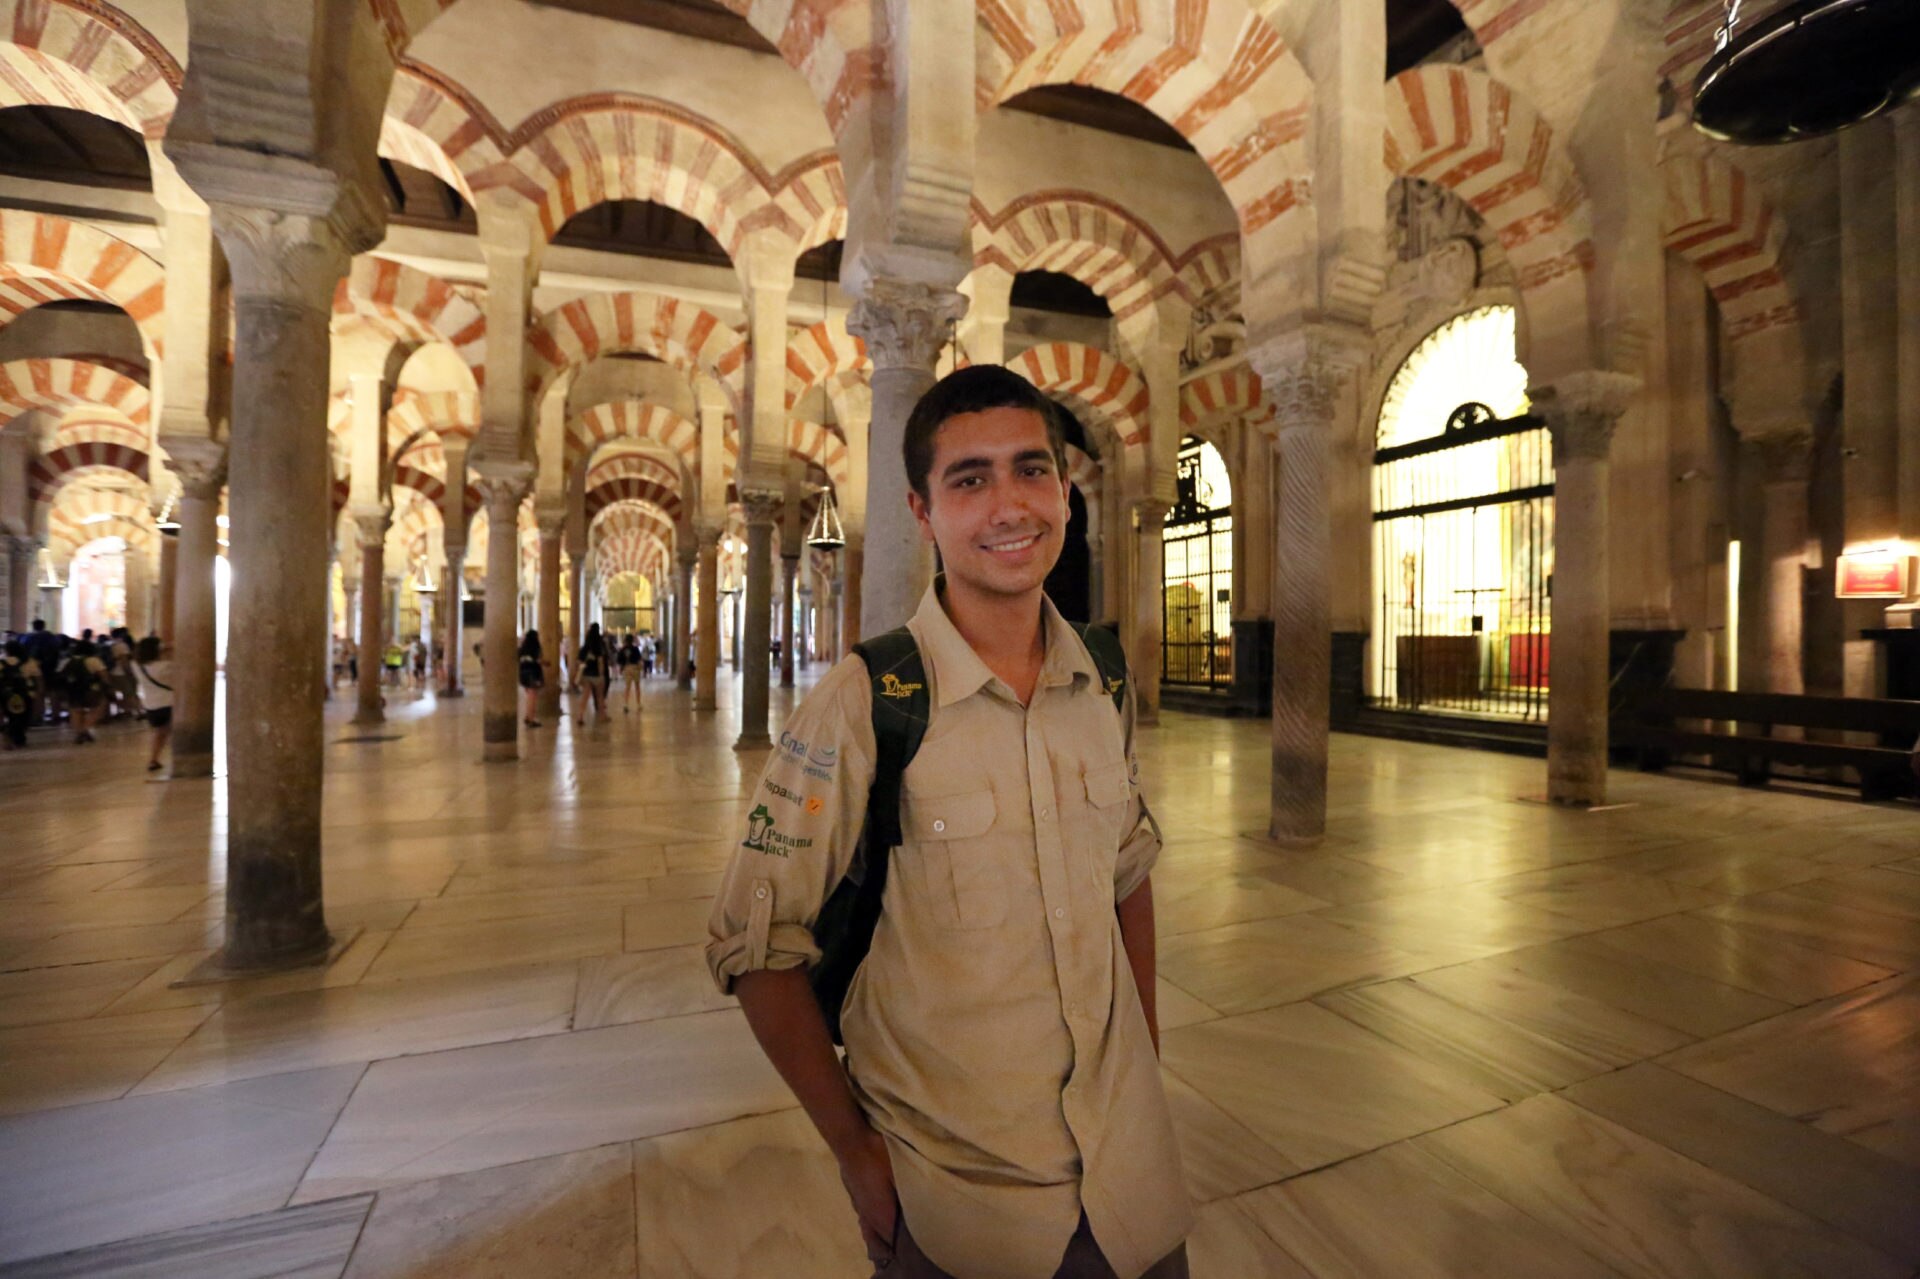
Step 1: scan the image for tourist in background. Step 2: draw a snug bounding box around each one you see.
[0,641,31,750]
[619,632,643,714]
[132,636,173,773]
[61,634,108,745]
[518,629,545,728]
[576,623,611,723]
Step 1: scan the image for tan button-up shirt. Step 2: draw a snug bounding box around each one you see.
[707,585,1191,1278]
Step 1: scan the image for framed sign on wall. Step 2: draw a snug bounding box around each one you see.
[1836,551,1911,599]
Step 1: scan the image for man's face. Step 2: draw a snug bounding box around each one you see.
[907,405,1069,601]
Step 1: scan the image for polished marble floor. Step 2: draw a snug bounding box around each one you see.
[0,670,1915,1277]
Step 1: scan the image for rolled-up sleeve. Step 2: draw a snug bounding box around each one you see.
[1111,677,1162,903]
[706,657,876,993]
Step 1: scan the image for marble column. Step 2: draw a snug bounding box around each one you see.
[7,536,36,634]
[536,503,563,720]
[476,469,531,760]
[208,206,362,970]
[124,546,153,637]
[840,535,864,660]
[352,511,388,726]
[847,281,967,636]
[736,492,778,750]
[675,545,695,690]
[695,529,720,711]
[441,543,466,696]
[1537,372,1639,807]
[779,554,799,688]
[156,530,178,644]
[1756,430,1813,696]
[1129,500,1169,726]
[165,447,224,780]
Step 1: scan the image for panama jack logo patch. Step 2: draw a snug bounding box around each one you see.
[878,673,924,699]
[742,801,814,857]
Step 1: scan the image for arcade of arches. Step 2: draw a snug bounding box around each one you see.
[0,1,1917,1274]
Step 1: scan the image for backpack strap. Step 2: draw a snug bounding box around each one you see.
[1071,621,1130,715]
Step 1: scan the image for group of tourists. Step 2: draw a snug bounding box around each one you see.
[516,626,658,727]
[0,619,175,770]
[331,636,439,691]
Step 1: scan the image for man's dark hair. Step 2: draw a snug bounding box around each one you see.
[903,365,1068,502]
[31,619,44,632]
[135,635,161,663]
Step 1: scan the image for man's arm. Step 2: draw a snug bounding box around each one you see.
[1116,875,1159,1054]
[733,969,896,1252]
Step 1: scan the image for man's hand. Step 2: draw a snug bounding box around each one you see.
[837,1126,897,1262]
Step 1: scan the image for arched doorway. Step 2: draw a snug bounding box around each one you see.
[602,572,655,636]
[1163,434,1233,690]
[1372,305,1552,720]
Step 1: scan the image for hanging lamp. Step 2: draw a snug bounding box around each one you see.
[805,485,846,550]
[1692,0,1920,144]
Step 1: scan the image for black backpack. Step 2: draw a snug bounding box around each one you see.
[808,621,1130,1044]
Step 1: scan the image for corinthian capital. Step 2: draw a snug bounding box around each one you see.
[1246,325,1368,434]
[847,281,968,372]
[1533,371,1640,464]
[158,436,227,499]
[740,489,782,526]
[471,459,534,516]
[207,205,355,311]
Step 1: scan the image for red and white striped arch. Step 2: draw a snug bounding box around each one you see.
[783,317,867,410]
[1173,234,1240,307]
[567,400,701,472]
[0,211,165,357]
[587,449,680,493]
[1,0,179,140]
[1384,64,1594,376]
[589,501,676,569]
[380,63,502,201]
[786,417,849,493]
[0,357,150,437]
[335,257,487,383]
[1010,341,1150,480]
[527,291,747,413]
[387,388,481,448]
[973,192,1179,324]
[975,0,1315,336]
[586,475,683,523]
[1063,442,1103,532]
[28,440,147,504]
[1180,364,1271,433]
[1661,151,1800,344]
[756,155,847,254]
[47,406,147,453]
[1657,1,1718,114]
[390,462,447,509]
[592,525,671,582]
[47,483,154,561]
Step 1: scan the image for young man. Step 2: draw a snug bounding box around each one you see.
[706,365,1190,1278]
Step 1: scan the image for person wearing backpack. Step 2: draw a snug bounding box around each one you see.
[706,366,1188,1279]
[0,640,31,750]
[575,623,610,723]
[62,636,109,745]
[131,635,174,772]
[517,629,545,728]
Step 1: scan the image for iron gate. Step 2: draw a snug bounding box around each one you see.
[1162,435,1234,689]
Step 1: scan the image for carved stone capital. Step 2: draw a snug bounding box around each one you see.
[847,280,968,372]
[159,436,228,499]
[1754,430,1814,486]
[206,204,355,312]
[740,490,782,526]
[1132,499,1170,530]
[472,462,533,519]
[351,510,390,548]
[1533,371,1640,464]
[534,495,566,539]
[1247,325,1368,434]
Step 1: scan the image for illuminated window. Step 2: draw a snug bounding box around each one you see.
[1372,306,1553,720]
[1162,435,1233,689]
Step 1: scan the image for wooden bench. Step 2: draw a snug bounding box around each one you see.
[1612,687,1920,800]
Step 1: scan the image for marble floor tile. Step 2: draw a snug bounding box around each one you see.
[0,1005,214,1115]
[1183,1196,1313,1278]
[98,929,395,1019]
[1565,1063,1920,1263]
[0,918,224,970]
[1581,913,1895,1006]
[0,957,163,1028]
[1660,974,1920,1165]
[294,1009,790,1201]
[1483,933,1792,1037]
[1490,862,1731,928]
[0,1065,364,1266]
[359,910,622,984]
[622,898,717,953]
[1150,869,1328,936]
[1417,1094,1909,1279]
[1698,894,1920,971]
[1159,1069,1299,1203]
[0,1195,372,1279]
[1162,1002,1506,1172]
[1153,977,1219,1031]
[1157,914,1434,1015]
[1315,884,1597,964]
[340,1144,636,1279]
[1781,867,1920,923]
[1409,958,1695,1067]
[573,947,734,1030]
[629,1107,866,1278]
[1234,1141,1619,1279]
[131,963,577,1095]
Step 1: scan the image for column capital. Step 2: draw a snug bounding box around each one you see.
[534,495,566,539]
[1533,371,1640,463]
[158,436,227,498]
[350,509,390,547]
[471,459,535,514]
[847,280,968,372]
[740,490,782,526]
[1754,429,1814,485]
[1131,498,1170,528]
[205,204,357,311]
[1246,324,1369,434]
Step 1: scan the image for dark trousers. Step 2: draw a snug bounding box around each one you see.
[875,1213,1189,1279]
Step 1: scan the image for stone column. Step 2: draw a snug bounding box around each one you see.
[1756,430,1812,696]
[847,281,967,635]
[352,511,388,726]
[476,469,531,760]
[156,530,178,643]
[840,535,864,660]
[7,536,37,634]
[441,543,465,696]
[1129,500,1169,725]
[779,553,799,688]
[124,545,152,636]
[208,205,363,970]
[165,445,224,779]
[1537,372,1639,807]
[536,501,563,720]
[736,492,779,750]
[675,544,695,690]
[695,528,720,711]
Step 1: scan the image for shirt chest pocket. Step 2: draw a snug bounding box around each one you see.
[1079,762,1132,887]
[905,790,1005,930]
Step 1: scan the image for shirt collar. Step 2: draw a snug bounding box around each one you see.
[909,578,1099,709]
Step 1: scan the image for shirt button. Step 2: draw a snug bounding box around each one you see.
[1053,907,1065,919]
[753,886,767,900]
[932,819,946,833]
[1040,808,1052,821]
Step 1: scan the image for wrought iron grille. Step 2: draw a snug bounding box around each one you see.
[1162,435,1233,689]
[1372,410,1554,720]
